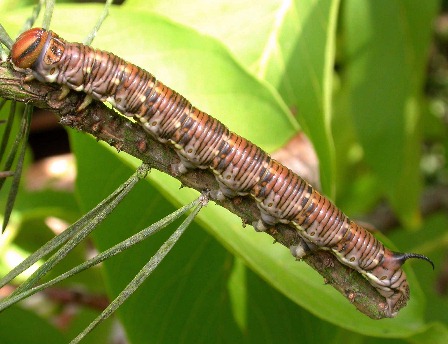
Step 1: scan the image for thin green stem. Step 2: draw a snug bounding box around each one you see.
[0,24,13,50]
[0,196,203,312]
[70,195,208,344]
[13,164,150,294]
[0,103,28,194]
[0,164,150,290]
[42,0,55,30]
[0,102,16,165]
[21,0,44,32]
[2,105,32,230]
[84,0,114,45]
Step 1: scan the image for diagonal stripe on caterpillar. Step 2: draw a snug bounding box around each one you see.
[10,28,434,317]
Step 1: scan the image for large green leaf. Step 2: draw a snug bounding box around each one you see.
[342,0,440,226]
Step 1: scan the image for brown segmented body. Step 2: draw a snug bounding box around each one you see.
[10,28,434,317]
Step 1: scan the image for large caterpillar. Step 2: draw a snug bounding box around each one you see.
[10,28,433,317]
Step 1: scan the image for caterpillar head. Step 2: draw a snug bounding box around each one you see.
[11,28,65,83]
[11,28,50,69]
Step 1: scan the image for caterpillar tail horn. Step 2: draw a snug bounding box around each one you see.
[393,252,435,270]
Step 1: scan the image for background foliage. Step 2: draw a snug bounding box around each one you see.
[0,0,447,343]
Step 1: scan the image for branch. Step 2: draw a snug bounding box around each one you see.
[0,61,393,319]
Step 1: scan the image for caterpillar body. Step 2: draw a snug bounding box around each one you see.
[10,28,433,317]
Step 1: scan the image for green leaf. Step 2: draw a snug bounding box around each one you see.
[342,0,440,226]
[408,322,448,344]
[0,306,66,343]
[272,1,339,195]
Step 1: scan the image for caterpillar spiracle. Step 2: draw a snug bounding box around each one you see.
[10,28,434,317]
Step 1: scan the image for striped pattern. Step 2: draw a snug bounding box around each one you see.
[10,28,433,317]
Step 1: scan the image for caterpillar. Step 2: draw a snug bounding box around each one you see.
[10,28,433,317]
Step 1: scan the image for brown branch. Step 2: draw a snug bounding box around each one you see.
[0,62,393,319]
